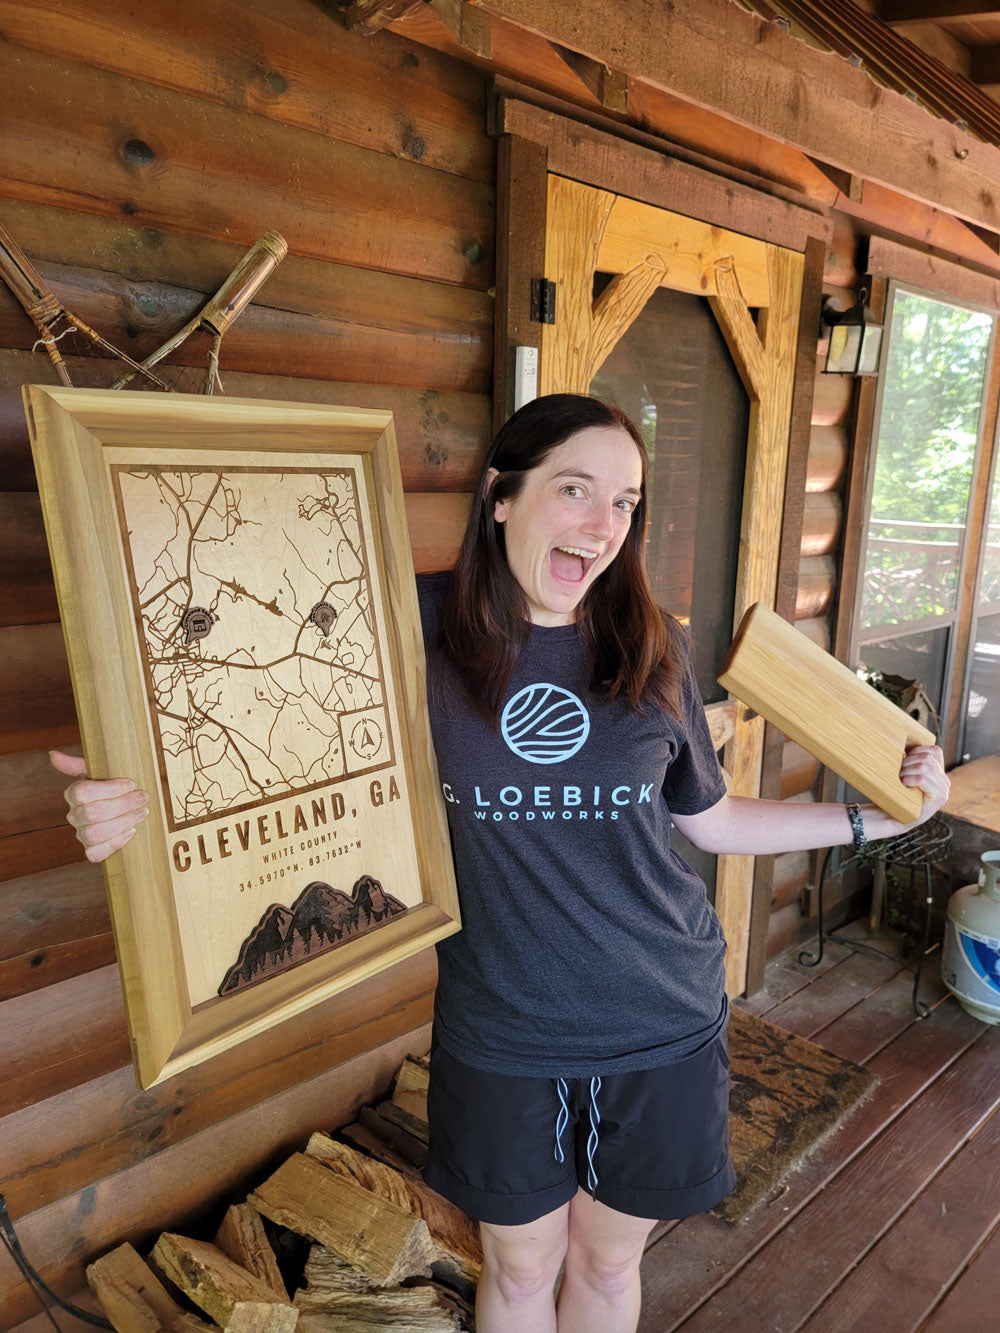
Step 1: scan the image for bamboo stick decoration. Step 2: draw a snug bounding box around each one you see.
[110,231,288,393]
[0,222,172,390]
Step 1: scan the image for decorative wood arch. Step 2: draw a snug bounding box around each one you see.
[540,172,804,993]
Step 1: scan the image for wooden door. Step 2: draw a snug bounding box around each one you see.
[541,173,804,994]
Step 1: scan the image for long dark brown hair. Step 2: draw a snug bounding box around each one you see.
[439,393,687,725]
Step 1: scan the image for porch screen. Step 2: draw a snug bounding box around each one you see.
[855,288,993,751]
[589,277,749,705]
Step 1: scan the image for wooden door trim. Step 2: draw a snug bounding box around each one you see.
[535,173,804,992]
[868,236,1000,314]
[493,133,549,429]
[498,93,832,253]
[745,234,827,994]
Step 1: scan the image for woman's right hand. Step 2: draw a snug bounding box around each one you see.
[50,750,150,863]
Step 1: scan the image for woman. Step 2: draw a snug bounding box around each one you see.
[53,393,949,1333]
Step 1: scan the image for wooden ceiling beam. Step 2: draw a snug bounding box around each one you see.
[552,46,629,113]
[467,0,1000,234]
[427,0,493,57]
[875,0,1000,22]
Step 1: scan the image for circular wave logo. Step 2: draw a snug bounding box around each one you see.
[501,683,590,764]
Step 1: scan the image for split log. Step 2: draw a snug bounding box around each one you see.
[86,1243,216,1332]
[305,1133,481,1291]
[340,1121,422,1179]
[358,1105,429,1167]
[215,1203,288,1299]
[295,1246,468,1331]
[250,1152,435,1288]
[391,1057,430,1122]
[374,1099,430,1145]
[151,1234,297,1331]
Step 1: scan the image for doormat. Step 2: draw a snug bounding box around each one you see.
[719,1004,879,1224]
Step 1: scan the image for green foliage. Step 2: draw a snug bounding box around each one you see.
[862,292,992,628]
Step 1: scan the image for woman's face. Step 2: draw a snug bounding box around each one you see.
[488,424,643,626]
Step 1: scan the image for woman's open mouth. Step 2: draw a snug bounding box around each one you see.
[550,545,599,585]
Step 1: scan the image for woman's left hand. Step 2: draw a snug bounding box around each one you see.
[899,744,950,826]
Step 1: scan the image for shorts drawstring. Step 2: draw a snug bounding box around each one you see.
[552,1074,602,1191]
[586,1075,602,1191]
[554,1077,570,1164]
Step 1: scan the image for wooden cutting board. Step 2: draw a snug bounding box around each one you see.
[718,603,935,824]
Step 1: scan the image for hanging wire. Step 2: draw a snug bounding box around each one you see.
[0,1195,113,1330]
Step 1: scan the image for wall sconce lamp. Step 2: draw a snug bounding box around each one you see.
[822,286,883,376]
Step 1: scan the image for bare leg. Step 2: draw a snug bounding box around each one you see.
[556,1189,658,1333]
[476,1202,571,1333]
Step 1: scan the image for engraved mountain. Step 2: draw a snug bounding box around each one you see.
[218,875,406,996]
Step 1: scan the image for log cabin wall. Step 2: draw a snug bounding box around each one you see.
[766,218,863,960]
[0,2,492,1322]
[2,0,995,1319]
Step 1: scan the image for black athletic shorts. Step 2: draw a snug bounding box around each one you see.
[422,1027,736,1226]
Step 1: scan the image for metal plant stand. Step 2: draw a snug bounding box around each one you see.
[800,816,953,1018]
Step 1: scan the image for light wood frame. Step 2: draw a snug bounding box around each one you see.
[24,386,460,1088]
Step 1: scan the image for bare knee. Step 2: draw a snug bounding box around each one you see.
[564,1234,647,1299]
[481,1221,568,1305]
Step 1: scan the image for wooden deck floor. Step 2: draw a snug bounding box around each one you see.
[639,920,1000,1333]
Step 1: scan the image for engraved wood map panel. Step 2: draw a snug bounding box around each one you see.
[107,452,422,1007]
[112,465,393,828]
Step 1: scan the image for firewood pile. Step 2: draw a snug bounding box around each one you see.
[85,1054,482,1331]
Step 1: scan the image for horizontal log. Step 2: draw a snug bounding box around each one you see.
[780,740,821,799]
[0,822,82,884]
[0,933,117,1003]
[772,851,811,913]
[405,492,472,572]
[1,0,494,183]
[0,951,436,1216]
[0,196,493,370]
[0,260,492,397]
[795,554,836,620]
[800,491,842,556]
[0,964,128,1117]
[1,857,109,964]
[811,366,854,427]
[793,615,831,651]
[0,349,489,492]
[0,492,56,626]
[0,45,494,289]
[0,1024,433,1327]
[0,744,82,841]
[0,624,76,756]
[806,424,848,493]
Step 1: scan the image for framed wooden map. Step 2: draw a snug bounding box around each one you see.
[25,387,460,1088]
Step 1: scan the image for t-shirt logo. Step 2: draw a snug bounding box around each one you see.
[500,683,590,764]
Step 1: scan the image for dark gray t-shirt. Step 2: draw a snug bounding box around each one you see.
[419,572,728,1078]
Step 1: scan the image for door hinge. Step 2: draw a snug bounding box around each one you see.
[531,277,556,325]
